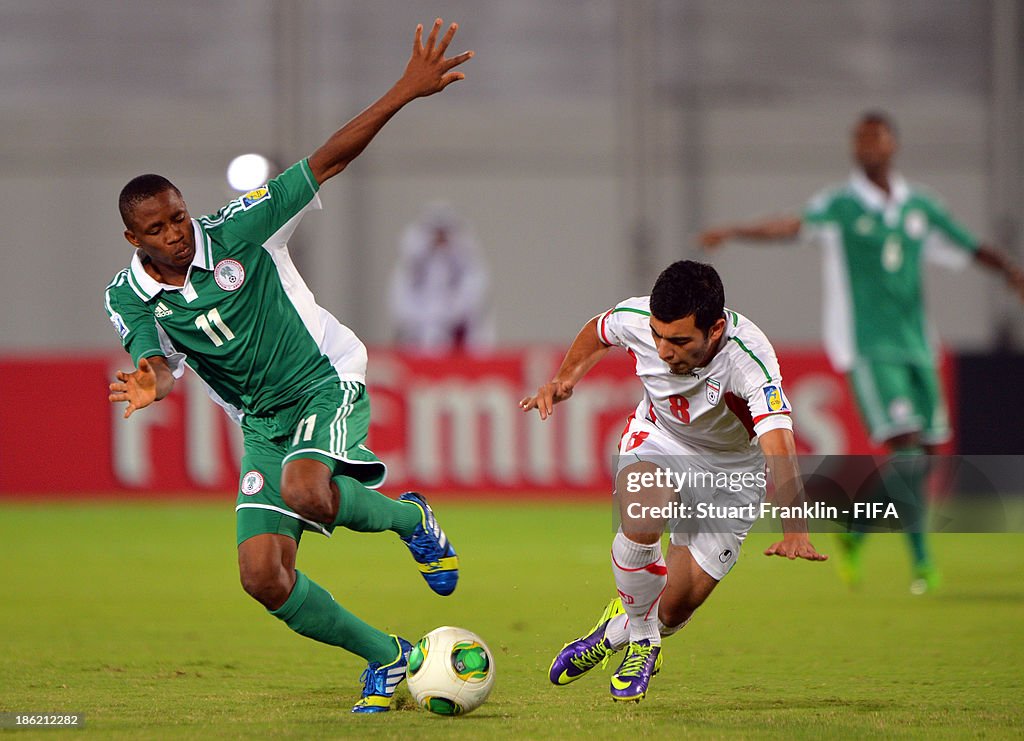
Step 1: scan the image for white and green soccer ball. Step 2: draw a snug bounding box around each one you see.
[406,626,495,716]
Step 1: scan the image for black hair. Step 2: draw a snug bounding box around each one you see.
[118,174,181,228]
[649,260,725,334]
[857,109,898,138]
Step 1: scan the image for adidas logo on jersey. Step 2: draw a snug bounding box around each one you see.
[155,301,174,318]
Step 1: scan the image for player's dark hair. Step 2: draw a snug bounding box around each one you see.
[857,109,898,138]
[119,174,181,228]
[649,260,725,334]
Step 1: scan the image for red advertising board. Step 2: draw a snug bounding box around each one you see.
[0,348,918,498]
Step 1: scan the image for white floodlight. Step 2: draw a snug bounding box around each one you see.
[226,153,273,191]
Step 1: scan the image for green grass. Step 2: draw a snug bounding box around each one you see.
[1,500,1022,739]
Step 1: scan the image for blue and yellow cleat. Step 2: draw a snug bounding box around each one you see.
[549,597,625,685]
[609,640,663,703]
[351,636,413,714]
[398,492,459,596]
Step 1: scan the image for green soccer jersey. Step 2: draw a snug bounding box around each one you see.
[104,159,368,420]
[801,171,978,371]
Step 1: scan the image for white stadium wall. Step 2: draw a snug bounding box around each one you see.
[0,94,1004,353]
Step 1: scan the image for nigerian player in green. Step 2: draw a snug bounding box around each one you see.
[104,19,471,713]
[700,111,1024,594]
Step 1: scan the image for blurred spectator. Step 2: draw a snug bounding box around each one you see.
[389,202,494,353]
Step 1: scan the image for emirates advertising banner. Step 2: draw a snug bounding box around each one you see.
[0,348,902,498]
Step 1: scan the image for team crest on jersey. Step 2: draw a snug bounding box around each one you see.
[762,384,789,412]
[241,186,271,210]
[109,312,129,339]
[855,215,874,235]
[240,471,264,496]
[904,210,928,239]
[706,378,722,405]
[214,259,246,291]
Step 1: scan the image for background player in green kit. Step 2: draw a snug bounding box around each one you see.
[104,19,472,713]
[699,111,1024,594]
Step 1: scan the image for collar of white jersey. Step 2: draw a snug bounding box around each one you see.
[688,309,736,373]
[721,309,739,339]
[126,219,213,301]
[712,309,737,359]
[848,169,909,213]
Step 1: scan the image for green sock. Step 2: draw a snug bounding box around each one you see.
[844,530,867,547]
[332,476,420,538]
[269,570,399,664]
[881,450,930,568]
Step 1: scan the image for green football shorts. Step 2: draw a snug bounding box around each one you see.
[234,381,387,545]
[847,358,950,446]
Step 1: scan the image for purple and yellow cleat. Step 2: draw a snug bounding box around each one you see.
[609,640,662,703]
[549,597,625,685]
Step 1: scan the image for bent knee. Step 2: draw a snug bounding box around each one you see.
[281,481,336,523]
[280,463,337,523]
[239,562,294,610]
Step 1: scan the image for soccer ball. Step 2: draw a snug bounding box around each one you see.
[406,626,495,716]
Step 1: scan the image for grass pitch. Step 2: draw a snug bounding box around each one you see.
[1,500,1022,739]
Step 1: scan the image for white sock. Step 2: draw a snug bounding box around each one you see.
[604,613,630,650]
[658,615,691,638]
[605,610,692,650]
[610,532,666,644]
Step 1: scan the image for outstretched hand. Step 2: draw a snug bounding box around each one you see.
[519,381,575,421]
[109,356,160,419]
[397,18,474,100]
[764,534,828,562]
[698,228,732,251]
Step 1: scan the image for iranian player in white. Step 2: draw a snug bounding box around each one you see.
[521,260,827,703]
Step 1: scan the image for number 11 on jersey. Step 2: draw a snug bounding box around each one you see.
[194,308,235,347]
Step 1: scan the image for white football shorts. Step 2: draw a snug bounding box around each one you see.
[615,415,766,580]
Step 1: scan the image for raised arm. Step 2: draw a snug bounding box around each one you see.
[758,428,828,561]
[699,216,803,251]
[308,19,474,184]
[519,316,612,420]
[974,244,1024,302]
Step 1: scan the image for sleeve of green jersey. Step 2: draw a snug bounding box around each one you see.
[207,159,321,248]
[923,194,978,253]
[104,283,163,366]
[801,188,838,226]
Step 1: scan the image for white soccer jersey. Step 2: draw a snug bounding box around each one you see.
[598,297,793,453]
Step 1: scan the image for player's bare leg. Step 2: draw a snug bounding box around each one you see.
[658,544,719,631]
[238,533,298,610]
[281,458,339,523]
